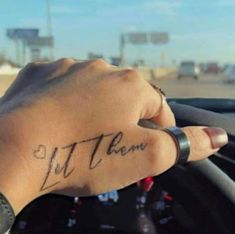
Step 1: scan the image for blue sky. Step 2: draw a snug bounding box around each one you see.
[1,0,235,65]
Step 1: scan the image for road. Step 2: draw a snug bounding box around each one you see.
[153,73,235,99]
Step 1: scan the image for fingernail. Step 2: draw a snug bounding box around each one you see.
[203,127,228,149]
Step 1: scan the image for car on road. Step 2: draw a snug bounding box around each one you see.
[223,64,235,83]
[204,62,221,74]
[177,61,200,80]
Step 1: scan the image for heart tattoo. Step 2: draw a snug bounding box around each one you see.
[33,144,47,159]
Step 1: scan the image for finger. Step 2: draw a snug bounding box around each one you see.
[114,69,175,127]
[143,126,228,175]
[151,101,176,127]
[148,84,175,127]
[137,80,176,127]
[181,126,228,161]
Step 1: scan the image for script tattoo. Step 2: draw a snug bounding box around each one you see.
[107,132,147,156]
[38,143,77,191]
[33,131,148,192]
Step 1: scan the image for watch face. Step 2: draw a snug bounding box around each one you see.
[0,193,15,234]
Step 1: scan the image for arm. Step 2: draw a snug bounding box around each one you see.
[0,59,227,218]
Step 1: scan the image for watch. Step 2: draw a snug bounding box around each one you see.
[0,193,15,233]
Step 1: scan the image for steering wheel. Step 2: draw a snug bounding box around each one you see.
[153,101,235,234]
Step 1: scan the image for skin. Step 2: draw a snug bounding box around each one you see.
[0,59,228,214]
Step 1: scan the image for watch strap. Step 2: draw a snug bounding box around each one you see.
[0,193,15,233]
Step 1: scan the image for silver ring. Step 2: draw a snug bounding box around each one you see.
[151,84,166,116]
[162,127,190,164]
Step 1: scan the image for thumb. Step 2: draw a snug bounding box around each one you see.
[80,126,227,195]
[181,126,228,161]
[135,126,228,177]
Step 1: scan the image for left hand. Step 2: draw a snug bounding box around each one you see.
[0,59,227,214]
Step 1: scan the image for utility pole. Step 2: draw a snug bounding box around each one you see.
[15,39,20,66]
[120,34,125,67]
[46,0,54,60]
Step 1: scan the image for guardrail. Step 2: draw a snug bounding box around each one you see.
[138,67,177,81]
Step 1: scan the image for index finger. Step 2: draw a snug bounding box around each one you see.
[139,81,176,127]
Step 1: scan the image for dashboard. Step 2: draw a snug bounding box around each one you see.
[11,183,193,234]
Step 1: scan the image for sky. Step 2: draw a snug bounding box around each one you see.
[1,0,235,66]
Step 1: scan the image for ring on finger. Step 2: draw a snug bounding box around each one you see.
[151,84,166,116]
[162,127,191,164]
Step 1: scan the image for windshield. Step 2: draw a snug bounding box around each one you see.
[0,0,235,99]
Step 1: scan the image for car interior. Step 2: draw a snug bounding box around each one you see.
[1,1,235,234]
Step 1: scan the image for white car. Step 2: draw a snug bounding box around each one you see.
[224,64,235,83]
[178,61,200,80]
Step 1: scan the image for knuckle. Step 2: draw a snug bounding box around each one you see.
[183,127,198,144]
[25,62,38,69]
[20,62,40,74]
[88,59,109,69]
[57,58,74,66]
[121,69,140,83]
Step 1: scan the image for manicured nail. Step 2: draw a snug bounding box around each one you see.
[203,127,228,149]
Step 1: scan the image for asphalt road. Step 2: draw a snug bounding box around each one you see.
[153,73,235,99]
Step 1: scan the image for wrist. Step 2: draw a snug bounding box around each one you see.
[0,115,40,215]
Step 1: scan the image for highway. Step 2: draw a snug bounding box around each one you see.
[153,73,235,99]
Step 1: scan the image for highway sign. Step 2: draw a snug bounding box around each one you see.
[26,36,54,47]
[119,32,170,66]
[6,28,39,40]
[150,33,169,44]
[127,33,148,44]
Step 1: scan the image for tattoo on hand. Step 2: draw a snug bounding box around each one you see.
[33,131,148,192]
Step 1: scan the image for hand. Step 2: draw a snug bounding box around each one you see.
[0,59,228,214]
